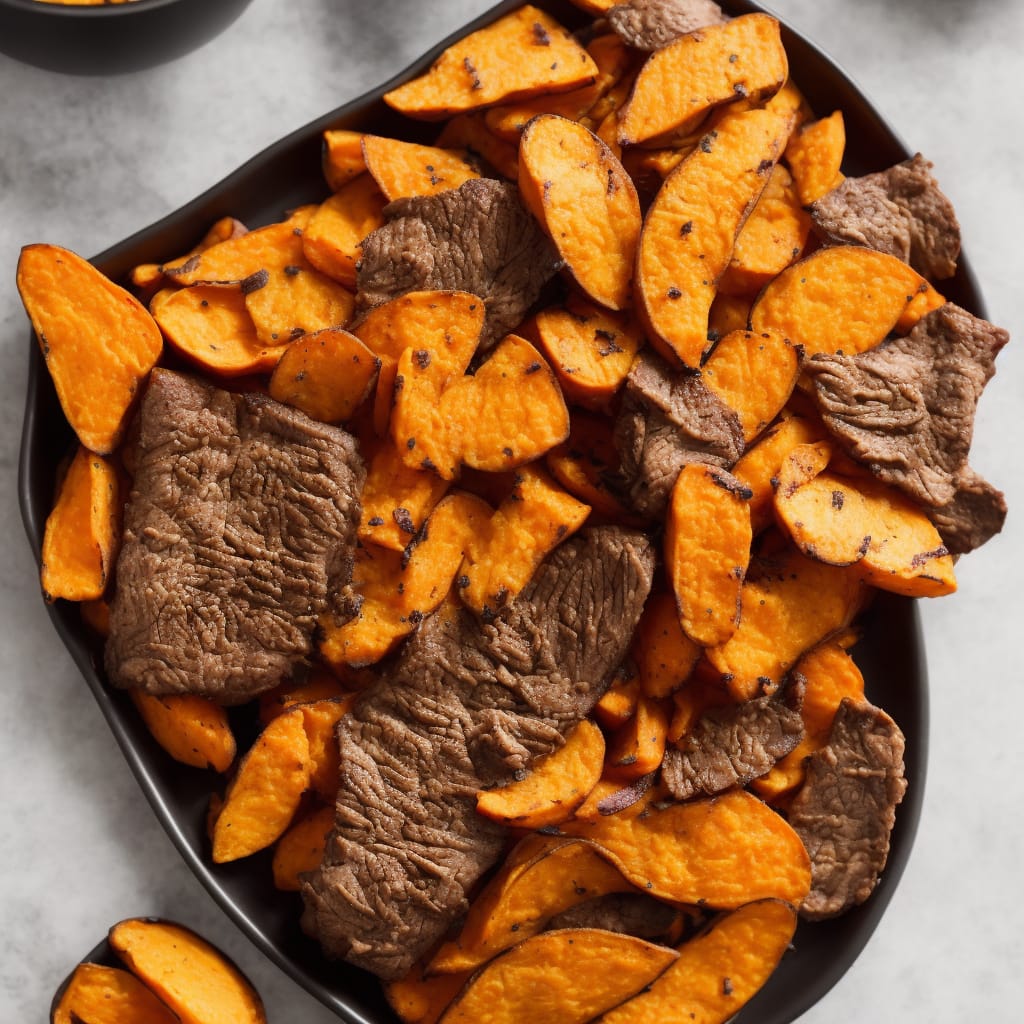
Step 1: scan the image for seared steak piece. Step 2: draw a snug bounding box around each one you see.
[809,154,961,280]
[803,303,1008,507]
[546,893,689,943]
[105,369,364,705]
[661,675,804,801]
[613,349,744,519]
[301,527,655,979]
[926,467,1007,555]
[607,0,728,51]
[355,178,562,351]
[788,698,907,921]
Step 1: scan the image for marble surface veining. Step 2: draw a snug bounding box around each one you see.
[1,0,1022,1020]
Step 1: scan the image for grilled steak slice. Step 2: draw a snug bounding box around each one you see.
[355,178,562,352]
[926,466,1007,555]
[661,675,804,801]
[613,349,744,519]
[788,698,907,920]
[105,369,364,705]
[301,526,655,979]
[607,0,728,51]
[803,303,1008,507]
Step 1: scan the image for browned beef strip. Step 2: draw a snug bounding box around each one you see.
[607,0,728,51]
[661,675,804,801]
[354,177,562,352]
[788,698,907,921]
[104,369,364,705]
[809,154,960,279]
[545,893,690,943]
[301,526,655,980]
[803,303,1008,507]
[926,466,1007,555]
[612,349,744,519]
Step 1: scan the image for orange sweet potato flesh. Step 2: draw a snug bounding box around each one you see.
[52,962,179,1024]
[706,542,867,701]
[439,928,678,1024]
[633,590,702,699]
[519,113,641,311]
[596,899,799,1024]
[435,113,521,181]
[636,106,793,369]
[708,291,753,340]
[459,463,590,618]
[259,669,351,724]
[668,666,733,744]
[298,696,357,799]
[211,706,311,863]
[617,14,788,146]
[604,692,671,781]
[132,215,248,296]
[161,219,305,284]
[272,803,335,891]
[749,245,931,357]
[384,6,599,121]
[268,327,378,423]
[108,918,267,1024]
[362,135,480,200]
[40,446,120,603]
[664,462,753,647]
[17,244,163,454]
[593,661,641,731]
[243,261,355,346]
[386,963,473,1024]
[130,691,236,773]
[322,129,367,190]
[558,787,812,909]
[476,719,605,828]
[785,110,846,205]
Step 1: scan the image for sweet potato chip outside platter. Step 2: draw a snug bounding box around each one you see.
[17,244,163,454]
[211,707,311,863]
[785,109,846,205]
[438,928,677,1024]
[633,589,702,699]
[272,803,335,891]
[559,787,811,908]
[617,14,788,146]
[362,135,481,200]
[40,445,119,603]
[636,106,794,369]
[664,462,753,647]
[53,962,179,1024]
[108,918,267,1024]
[596,899,799,1024]
[384,6,599,121]
[476,719,605,828]
[129,691,236,773]
[519,113,641,311]
[243,261,356,346]
[267,327,378,423]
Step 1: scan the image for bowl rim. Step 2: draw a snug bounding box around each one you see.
[0,0,194,15]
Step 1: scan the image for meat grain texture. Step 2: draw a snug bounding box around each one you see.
[607,0,729,52]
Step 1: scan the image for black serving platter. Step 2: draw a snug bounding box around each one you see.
[20,0,991,1020]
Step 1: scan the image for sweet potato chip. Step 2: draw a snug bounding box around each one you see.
[636,106,793,369]
[384,6,599,121]
[633,590,702,699]
[596,899,799,1024]
[519,113,641,311]
[18,244,163,454]
[211,706,311,863]
[80,596,111,637]
[572,772,666,822]
[617,14,788,146]
[53,962,179,1024]
[267,327,378,423]
[272,803,335,891]
[785,109,846,205]
[476,719,605,828]
[593,661,641,731]
[434,113,520,181]
[130,691,236,773]
[667,664,733,744]
[439,929,676,1024]
[322,128,367,190]
[108,918,267,1024]
[258,669,351,724]
[362,135,480,200]
[664,462,753,647]
[131,216,248,296]
[243,261,355,346]
[559,787,812,908]
[40,445,119,603]
[298,696,357,799]
[708,291,753,340]
[459,463,590,618]
[386,963,472,1024]
[604,692,671,781]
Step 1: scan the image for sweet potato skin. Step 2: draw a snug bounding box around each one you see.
[52,962,179,1024]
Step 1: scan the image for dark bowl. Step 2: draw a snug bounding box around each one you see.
[19,0,990,1020]
[0,0,254,76]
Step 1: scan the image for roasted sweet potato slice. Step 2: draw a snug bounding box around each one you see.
[243,261,355,346]
[572,772,668,823]
[130,691,236,773]
[439,929,677,1024]
[785,109,846,205]
[519,113,641,311]
[708,291,753,340]
[384,6,599,120]
[459,464,590,619]
[559,787,812,908]
[636,106,793,369]
[667,664,733,744]
[108,918,267,1024]
[476,719,605,828]
[322,128,367,190]
[604,692,671,780]
[272,803,335,891]
[211,706,311,863]
[131,216,248,296]
[386,963,472,1024]
[594,661,641,731]
[17,244,163,453]
[52,961,179,1024]
[664,462,753,647]
[40,445,119,603]
[161,219,304,284]
[362,135,480,200]
[596,899,799,1024]
[617,14,788,146]
[298,696,357,799]
[633,589,702,699]
[434,113,521,181]
[267,327,378,423]
[749,245,931,357]
[258,669,351,724]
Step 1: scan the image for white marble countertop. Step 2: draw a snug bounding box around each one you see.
[1,1,1022,1020]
